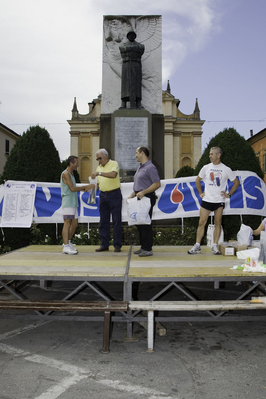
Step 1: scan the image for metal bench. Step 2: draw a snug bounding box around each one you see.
[0,299,128,353]
[129,297,266,352]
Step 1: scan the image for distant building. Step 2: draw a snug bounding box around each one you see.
[247,128,266,183]
[162,81,204,178]
[0,123,20,176]
[67,82,205,182]
[68,96,101,182]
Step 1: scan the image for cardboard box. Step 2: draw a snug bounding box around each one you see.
[218,242,247,256]
[219,244,235,256]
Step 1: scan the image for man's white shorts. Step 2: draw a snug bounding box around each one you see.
[62,207,78,220]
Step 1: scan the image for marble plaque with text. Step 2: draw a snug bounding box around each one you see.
[115,117,148,170]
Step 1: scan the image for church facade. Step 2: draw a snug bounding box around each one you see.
[68,82,204,182]
[0,122,20,175]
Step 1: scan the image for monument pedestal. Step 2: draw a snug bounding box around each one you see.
[151,113,164,180]
[112,109,152,182]
[100,110,164,181]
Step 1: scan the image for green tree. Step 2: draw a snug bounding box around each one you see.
[195,127,263,178]
[1,125,62,183]
[0,125,62,250]
[192,127,264,240]
[175,165,195,178]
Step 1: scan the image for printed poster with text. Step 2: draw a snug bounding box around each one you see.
[0,181,37,227]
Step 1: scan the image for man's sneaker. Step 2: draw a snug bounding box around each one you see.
[133,248,143,255]
[188,244,201,255]
[139,250,153,257]
[69,242,78,253]
[212,245,221,255]
[62,244,78,255]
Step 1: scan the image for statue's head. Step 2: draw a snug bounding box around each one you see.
[127,30,136,42]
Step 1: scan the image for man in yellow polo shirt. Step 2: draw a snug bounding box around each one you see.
[91,148,122,252]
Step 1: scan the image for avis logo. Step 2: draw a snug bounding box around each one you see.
[130,212,138,221]
[158,182,201,214]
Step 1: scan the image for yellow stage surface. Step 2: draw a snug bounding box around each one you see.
[0,245,131,278]
[128,246,251,278]
[0,245,264,280]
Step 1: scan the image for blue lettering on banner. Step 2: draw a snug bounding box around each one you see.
[35,187,61,217]
[34,188,100,218]
[183,181,202,211]
[227,177,243,209]
[244,176,264,210]
[80,192,100,217]
[77,192,81,216]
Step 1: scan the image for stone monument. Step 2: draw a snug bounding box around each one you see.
[100,15,164,181]
[119,30,144,109]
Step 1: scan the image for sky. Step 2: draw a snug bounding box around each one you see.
[1,0,265,161]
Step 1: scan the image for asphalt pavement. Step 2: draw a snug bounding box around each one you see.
[0,281,266,399]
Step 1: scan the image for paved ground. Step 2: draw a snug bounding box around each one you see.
[0,281,266,399]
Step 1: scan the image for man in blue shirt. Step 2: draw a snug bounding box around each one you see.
[128,146,161,257]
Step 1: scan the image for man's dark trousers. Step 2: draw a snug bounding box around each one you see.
[99,189,122,249]
[137,192,156,251]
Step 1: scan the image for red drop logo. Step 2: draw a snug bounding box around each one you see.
[171,186,184,203]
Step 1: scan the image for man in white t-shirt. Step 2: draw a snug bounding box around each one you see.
[188,147,239,255]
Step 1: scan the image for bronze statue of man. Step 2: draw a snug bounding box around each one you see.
[119,30,145,109]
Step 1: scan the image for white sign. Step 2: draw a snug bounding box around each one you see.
[0,181,37,227]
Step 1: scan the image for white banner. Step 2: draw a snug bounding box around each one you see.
[0,171,265,226]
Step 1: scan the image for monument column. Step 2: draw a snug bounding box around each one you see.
[100,15,164,180]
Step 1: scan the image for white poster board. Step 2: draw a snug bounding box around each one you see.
[0,181,37,227]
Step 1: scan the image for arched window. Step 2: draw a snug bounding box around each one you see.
[182,157,191,168]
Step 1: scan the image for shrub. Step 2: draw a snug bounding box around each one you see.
[175,165,195,178]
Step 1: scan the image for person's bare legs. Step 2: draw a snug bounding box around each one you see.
[196,207,211,244]
[68,218,78,242]
[188,206,211,254]
[62,219,78,245]
[213,206,223,244]
[62,219,71,245]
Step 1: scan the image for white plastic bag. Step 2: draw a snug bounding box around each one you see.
[236,247,262,272]
[259,230,266,263]
[236,223,253,246]
[87,176,97,205]
[127,196,151,226]
[206,224,224,247]
[236,247,260,259]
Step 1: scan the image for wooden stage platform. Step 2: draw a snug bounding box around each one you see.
[0,244,263,280]
[0,245,266,343]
